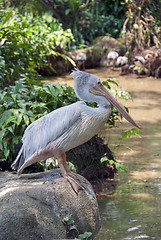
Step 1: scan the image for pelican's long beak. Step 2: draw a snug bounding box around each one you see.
[89,85,141,129]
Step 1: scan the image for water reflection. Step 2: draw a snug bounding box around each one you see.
[46,68,161,240]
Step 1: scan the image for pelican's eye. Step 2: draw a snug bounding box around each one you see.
[97,81,102,86]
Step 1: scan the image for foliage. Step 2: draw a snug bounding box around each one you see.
[148,0,161,25]
[101,156,128,172]
[80,0,125,44]
[117,127,141,153]
[62,214,92,239]
[3,0,161,50]
[21,0,125,47]
[121,128,141,139]
[39,157,77,173]
[0,7,75,88]
[4,0,49,15]
[100,126,141,173]
[122,0,161,55]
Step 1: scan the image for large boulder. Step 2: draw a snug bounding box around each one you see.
[0,170,101,240]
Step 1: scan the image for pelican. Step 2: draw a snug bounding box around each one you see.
[116,56,128,67]
[107,51,119,60]
[76,53,87,70]
[76,53,87,62]
[11,69,140,192]
[107,51,119,66]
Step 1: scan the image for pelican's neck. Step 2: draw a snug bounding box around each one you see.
[90,101,112,123]
[98,101,112,119]
[98,99,111,109]
[76,86,111,109]
[83,100,111,118]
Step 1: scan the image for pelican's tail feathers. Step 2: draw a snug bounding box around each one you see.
[11,147,25,173]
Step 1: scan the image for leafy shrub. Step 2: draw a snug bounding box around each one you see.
[0,7,75,88]
[78,0,125,45]
[42,0,125,47]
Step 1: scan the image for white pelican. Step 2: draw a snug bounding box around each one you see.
[76,53,87,62]
[107,51,119,66]
[116,56,128,67]
[76,53,87,70]
[11,69,140,192]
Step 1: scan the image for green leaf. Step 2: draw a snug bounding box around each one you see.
[100,156,110,163]
[62,214,72,223]
[0,91,6,100]
[23,115,30,126]
[107,78,119,87]
[69,225,77,231]
[4,147,10,159]
[7,126,15,135]
[68,162,77,173]
[11,93,17,102]
[115,162,128,172]
[0,110,13,126]
[16,113,23,126]
[121,128,141,139]
[100,157,128,173]
[102,81,111,89]
[0,129,6,142]
[65,9,70,15]
[4,115,17,126]
[78,232,92,239]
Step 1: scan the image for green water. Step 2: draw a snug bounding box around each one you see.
[96,124,161,240]
[47,67,161,240]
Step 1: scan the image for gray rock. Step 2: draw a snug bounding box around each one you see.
[0,170,101,240]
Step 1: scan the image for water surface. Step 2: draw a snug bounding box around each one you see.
[47,68,161,240]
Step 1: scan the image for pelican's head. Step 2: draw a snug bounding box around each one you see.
[71,68,140,129]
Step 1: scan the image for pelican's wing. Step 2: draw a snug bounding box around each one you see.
[22,102,83,159]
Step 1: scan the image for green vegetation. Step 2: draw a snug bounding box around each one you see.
[49,0,125,46]
[0,6,75,88]
[101,156,128,172]
[62,214,92,239]
[2,0,125,47]
[2,0,161,49]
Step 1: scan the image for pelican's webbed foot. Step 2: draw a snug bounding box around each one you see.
[58,153,85,193]
[64,173,84,193]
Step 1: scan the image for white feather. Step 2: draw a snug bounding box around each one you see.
[22,102,82,160]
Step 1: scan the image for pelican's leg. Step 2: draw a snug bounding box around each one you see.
[61,153,70,172]
[58,153,83,193]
